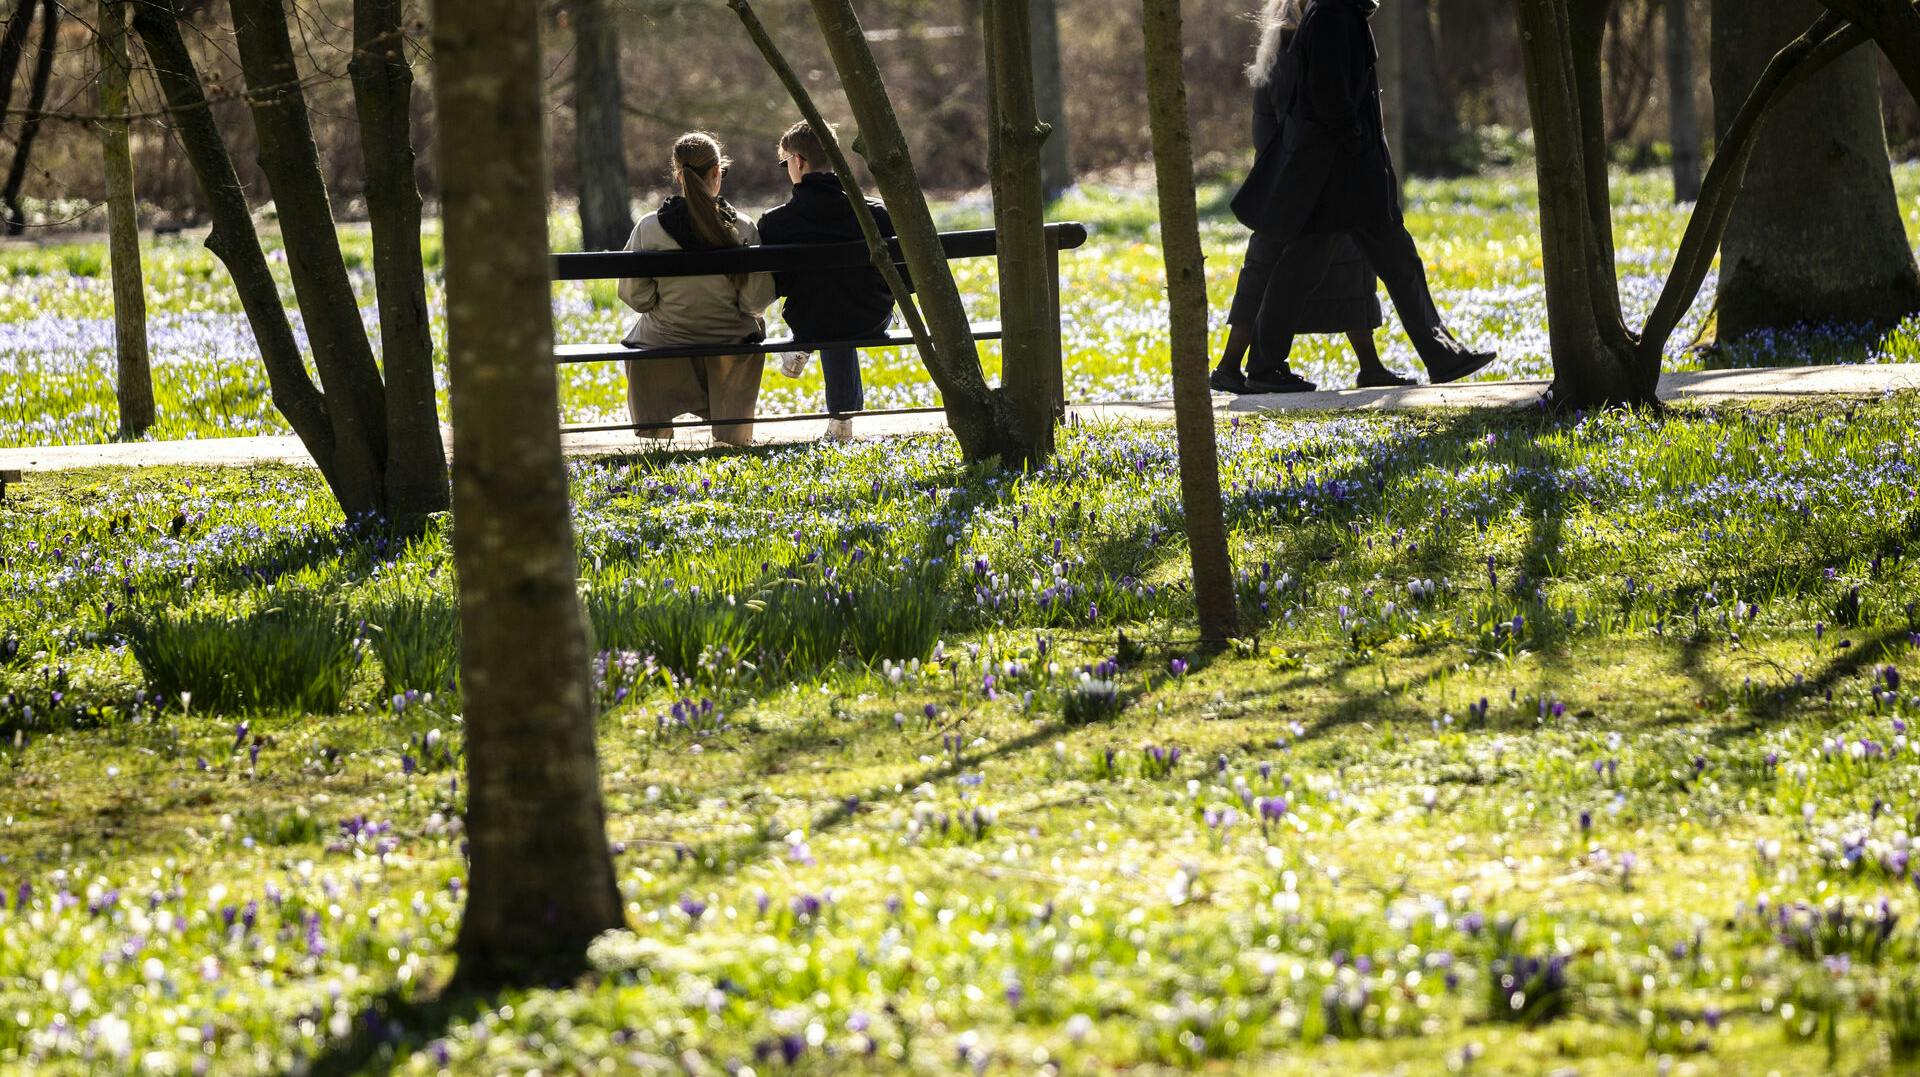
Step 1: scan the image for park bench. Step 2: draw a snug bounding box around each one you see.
[0,469,18,502]
[549,222,1089,435]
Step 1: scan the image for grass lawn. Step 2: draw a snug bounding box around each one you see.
[5,167,1920,450]
[4,397,1920,1073]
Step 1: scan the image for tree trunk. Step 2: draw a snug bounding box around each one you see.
[1666,0,1703,202]
[804,0,1039,467]
[1374,0,1407,173]
[573,0,633,252]
[1815,0,1920,104]
[1515,0,1867,407]
[1029,0,1072,199]
[230,0,389,520]
[2,0,56,236]
[1713,0,1920,340]
[1141,0,1238,646]
[1401,0,1465,174]
[0,3,37,148]
[352,0,451,532]
[98,0,154,438]
[984,0,1058,461]
[434,0,624,990]
[129,0,342,490]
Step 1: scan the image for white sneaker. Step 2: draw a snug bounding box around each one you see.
[779,351,811,378]
[824,417,854,443]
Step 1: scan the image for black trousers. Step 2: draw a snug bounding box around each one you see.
[1248,215,1468,379]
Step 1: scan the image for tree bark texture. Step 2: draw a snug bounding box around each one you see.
[1665,0,1703,201]
[1141,0,1238,645]
[984,0,1059,460]
[434,0,624,990]
[1515,0,1868,407]
[97,0,154,438]
[2,0,56,235]
[804,0,1040,467]
[0,2,37,157]
[129,0,341,488]
[351,0,451,532]
[1029,0,1072,199]
[230,0,390,519]
[573,0,633,253]
[1713,0,1920,340]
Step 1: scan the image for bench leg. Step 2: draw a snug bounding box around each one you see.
[1046,242,1065,420]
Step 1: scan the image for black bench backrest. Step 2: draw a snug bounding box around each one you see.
[552,222,1089,281]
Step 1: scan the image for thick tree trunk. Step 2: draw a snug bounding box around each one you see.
[1666,0,1703,201]
[1029,0,1071,199]
[129,1,342,491]
[573,0,633,252]
[2,0,56,235]
[434,0,624,990]
[984,0,1058,461]
[1141,0,1238,646]
[1713,0,1920,340]
[351,0,450,532]
[805,0,1038,467]
[97,0,154,438]
[1401,0,1465,174]
[230,0,389,520]
[1516,0,1866,407]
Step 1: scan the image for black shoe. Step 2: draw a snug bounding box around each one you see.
[1209,366,1249,394]
[1356,368,1416,389]
[1245,369,1318,394]
[1426,349,1497,385]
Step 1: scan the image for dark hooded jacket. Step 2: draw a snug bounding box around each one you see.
[756,172,902,343]
[1232,0,1398,240]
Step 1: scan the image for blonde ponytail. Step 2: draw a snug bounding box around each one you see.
[671,132,740,251]
[1248,0,1306,87]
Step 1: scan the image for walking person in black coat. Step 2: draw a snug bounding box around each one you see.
[1226,0,1494,393]
[758,121,903,442]
[1212,0,1411,394]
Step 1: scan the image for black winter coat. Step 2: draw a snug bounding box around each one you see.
[1233,0,1399,241]
[756,173,900,343]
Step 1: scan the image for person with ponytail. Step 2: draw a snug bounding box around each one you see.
[1223,0,1495,394]
[619,132,777,446]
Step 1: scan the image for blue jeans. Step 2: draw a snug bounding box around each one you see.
[809,314,892,415]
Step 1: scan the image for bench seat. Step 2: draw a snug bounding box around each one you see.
[554,321,1003,365]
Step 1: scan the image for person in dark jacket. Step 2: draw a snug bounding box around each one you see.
[1212,0,1408,394]
[757,121,899,443]
[1230,0,1493,393]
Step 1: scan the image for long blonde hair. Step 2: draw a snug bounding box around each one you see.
[1248,0,1306,87]
[671,132,739,250]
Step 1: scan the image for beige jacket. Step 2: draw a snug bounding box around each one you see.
[618,213,776,348]
[620,210,776,447]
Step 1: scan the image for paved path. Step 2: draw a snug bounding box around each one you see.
[4,363,1917,475]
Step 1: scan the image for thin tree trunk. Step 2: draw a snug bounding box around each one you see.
[1713,0,1920,340]
[2,0,56,235]
[983,0,1057,460]
[727,0,936,369]
[1665,0,1703,201]
[1029,0,1071,200]
[230,0,388,520]
[0,2,36,147]
[1141,0,1238,646]
[434,0,624,990]
[804,0,1034,467]
[98,0,154,438]
[352,0,450,532]
[573,0,633,252]
[129,0,342,492]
